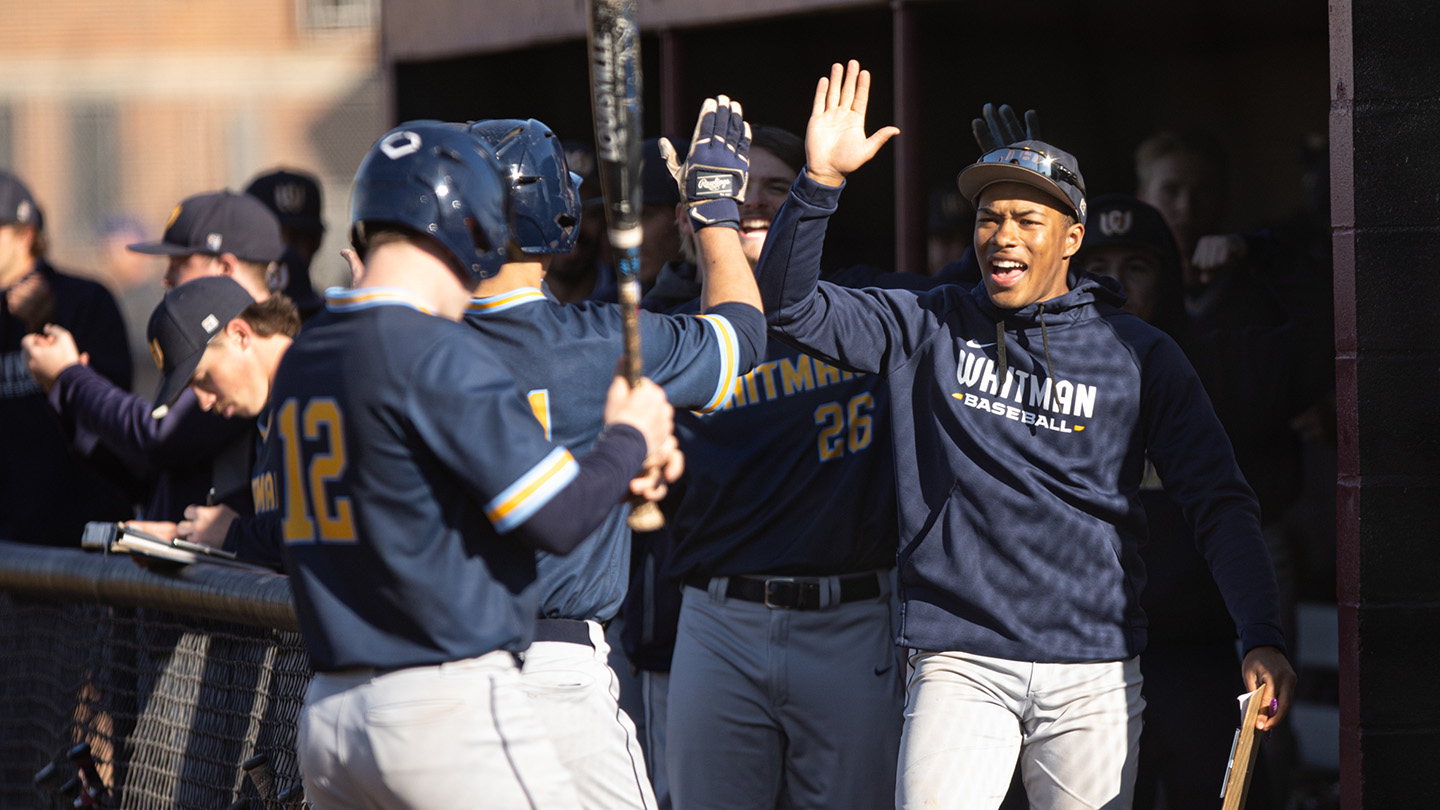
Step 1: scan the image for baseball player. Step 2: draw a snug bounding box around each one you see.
[3,170,134,544]
[654,121,922,810]
[275,120,679,810]
[757,60,1296,810]
[454,100,763,810]
[244,168,326,318]
[121,277,302,570]
[23,191,288,523]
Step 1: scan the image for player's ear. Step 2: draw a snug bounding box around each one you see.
[674,202,693,236]
[216,252,241,277]
[225,317,253,348]
[1063,222,1085,258]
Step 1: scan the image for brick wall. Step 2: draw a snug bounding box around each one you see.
[0,0,383,298]
[1332,1,1440,807]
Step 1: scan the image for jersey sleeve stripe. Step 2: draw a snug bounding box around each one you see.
[484,446,579,533]
[693,313,740,413]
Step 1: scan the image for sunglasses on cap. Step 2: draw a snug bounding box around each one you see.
[976,146,1085,192]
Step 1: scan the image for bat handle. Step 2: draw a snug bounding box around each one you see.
[277,782,307,810]
[618,276,645,388]
[242,753,277,802]
[616,274,667,531]
[66,743,107,806]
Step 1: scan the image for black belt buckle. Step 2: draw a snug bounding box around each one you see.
[763,577,818,610]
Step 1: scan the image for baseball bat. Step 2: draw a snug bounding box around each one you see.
[58,776,82,806]
[586,0,665,531]
[241,753,277,803]
[66,743,107,807]
[277,782,306,810]
[34,760,66,809]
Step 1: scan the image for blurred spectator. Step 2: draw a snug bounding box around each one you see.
[245,168,326,319]
[3,171,135,544]
[1134,129,1229,291]
[1134,130,1311,539]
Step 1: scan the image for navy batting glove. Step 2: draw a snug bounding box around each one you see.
[661,95,752,231]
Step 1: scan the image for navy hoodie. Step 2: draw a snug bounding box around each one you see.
[759,173,1286,664]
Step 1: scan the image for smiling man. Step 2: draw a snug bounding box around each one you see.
[757,61,1295,810]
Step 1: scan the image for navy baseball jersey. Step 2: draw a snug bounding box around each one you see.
[662,271,902,581]
[222,404,284,570]
[464,286,764,621]
[274,288,586,672]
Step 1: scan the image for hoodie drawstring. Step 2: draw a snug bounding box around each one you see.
[995,319,1008,392]
[995,305,1057,396]
[1038,303,1057,385]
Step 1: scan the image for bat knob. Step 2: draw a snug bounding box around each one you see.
[627,501,665,531]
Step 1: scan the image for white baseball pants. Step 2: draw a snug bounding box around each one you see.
[896,650,1145,810]
[299,651,579,810]
[521,619,658,810]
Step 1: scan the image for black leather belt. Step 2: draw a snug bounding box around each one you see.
[532,618,595,647]
[684,572,882,610]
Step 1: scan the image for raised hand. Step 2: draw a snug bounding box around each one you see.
[804,60,900,187]
[21,323,83,394]
[660,95,752,231]
[972,103,1042,154]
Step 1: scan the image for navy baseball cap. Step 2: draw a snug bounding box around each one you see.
[958,140,1087,224]
[145,276,255,416]
[1082,194,1181,263]
[245,169,325,232]
[0,171,43,229]
[129,190,286,264]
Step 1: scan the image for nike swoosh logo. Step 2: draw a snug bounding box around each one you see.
[964,339,997,349]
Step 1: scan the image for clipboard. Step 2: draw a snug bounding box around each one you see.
[1219,687,1266,809]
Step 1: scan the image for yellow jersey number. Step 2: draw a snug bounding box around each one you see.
[813,393,874,462]
[279,397,357,544]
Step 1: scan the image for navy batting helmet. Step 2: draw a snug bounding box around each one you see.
[467,118,583,255]
[350,120,513,282]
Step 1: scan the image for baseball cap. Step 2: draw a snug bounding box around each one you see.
[1081,194,1180,264]
[145,276,255,416]
[957,140,1087,224]
[244,169,325,232]
[0,170,43,229]
[129,190,286,264]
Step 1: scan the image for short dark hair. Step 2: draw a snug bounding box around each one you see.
[751,125,804,174]
[238,293,301,338]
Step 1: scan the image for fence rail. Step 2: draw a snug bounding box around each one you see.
[0,541,311,810]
